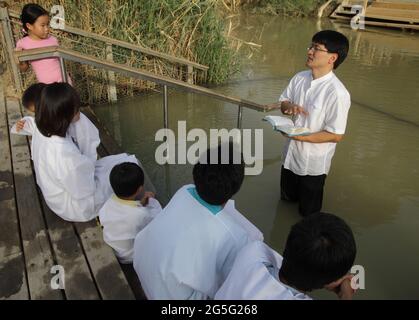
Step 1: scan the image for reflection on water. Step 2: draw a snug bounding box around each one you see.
[94,14,419,299]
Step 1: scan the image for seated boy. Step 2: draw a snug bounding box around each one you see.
[133,142,263,300]
[215,212,357,300]
[12,82,100,162]
[99,162,162,264]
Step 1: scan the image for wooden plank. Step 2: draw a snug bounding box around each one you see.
[6,97,62,300]
[0,77,29,300]
[371,1,419,11]
[73,220,135,300]
[119,263,147,300]
[366,7,419,23]
[0,252,28,299]
[0,77,20,259]
[40,197,100,300]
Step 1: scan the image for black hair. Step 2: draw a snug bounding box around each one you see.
[279,212,356,292]
[192,142,244,205]
[110,162,144,198]
[35,82,80,138]
[22,83,46,111]
[21,3,49,33]
[312,30,349,69]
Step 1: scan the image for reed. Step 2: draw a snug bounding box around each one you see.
[223,0,327,17]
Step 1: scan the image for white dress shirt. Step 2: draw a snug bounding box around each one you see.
[279,70,351,175]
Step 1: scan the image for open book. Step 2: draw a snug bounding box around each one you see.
[263,115,310,136]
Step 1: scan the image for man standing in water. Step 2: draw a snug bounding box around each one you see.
[267,30,351,216]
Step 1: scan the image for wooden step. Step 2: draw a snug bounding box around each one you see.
[366,7,419,24]
[370,1,419,11]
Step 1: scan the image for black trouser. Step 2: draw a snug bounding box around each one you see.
[280,166,326,216]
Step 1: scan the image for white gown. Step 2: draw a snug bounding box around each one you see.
[11,112,100,162]
[11,117,139,222]
[214,241,312,300]
[99,196,162,264]
[133,184,263,300]
[67,112,100,162]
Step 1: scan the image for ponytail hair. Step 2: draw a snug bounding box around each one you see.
[21,3,49,34]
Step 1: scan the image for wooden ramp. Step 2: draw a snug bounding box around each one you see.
[0,75,145,300]
[330,1,419,30]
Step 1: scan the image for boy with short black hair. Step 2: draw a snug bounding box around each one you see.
[215,212,357,300]
[99,162,162,264]
[22,82,46,112]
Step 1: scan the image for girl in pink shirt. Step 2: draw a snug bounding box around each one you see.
[16,3,71,84]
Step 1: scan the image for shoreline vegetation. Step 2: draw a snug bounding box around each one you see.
[229,0,328,17]
[8,0,327,103]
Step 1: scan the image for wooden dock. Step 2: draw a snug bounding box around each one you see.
[330,1,419,31]
[0,75,146,300]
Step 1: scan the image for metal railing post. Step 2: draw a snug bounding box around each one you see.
[186,65,193,84]
[0,5,22,93]
[237,104,243,129]
[163,85,169,130]
[59,57,68,83]
[105,43,118,103]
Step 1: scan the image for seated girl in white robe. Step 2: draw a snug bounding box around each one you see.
[133,142,263,300]
[11,82,100,162]
[215,213,357,300]
[14,82,137,222]
[99,162,162,264]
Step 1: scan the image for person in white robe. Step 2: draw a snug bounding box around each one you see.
[99,162,162,263]
[14,82,100,161]
[12,112,99,162]
[215,241,312,300]
[11,83,136,222]
[215,213,357,300]
[133,143,263,300]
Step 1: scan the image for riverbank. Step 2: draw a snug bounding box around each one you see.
[228,0,329,17]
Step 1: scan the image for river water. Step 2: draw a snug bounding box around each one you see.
[93,14,419,299]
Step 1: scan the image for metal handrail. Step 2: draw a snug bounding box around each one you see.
[14,46,268,128]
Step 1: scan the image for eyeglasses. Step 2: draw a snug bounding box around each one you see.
[307,44,329,53]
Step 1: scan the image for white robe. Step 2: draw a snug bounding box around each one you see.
[214,241,312,300]
[133,184,263,300]
[12,117,138,222]
[67,112,100,162]
[99,195,162,264]
[11,112,100,162]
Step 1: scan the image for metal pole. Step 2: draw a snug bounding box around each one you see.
[59,57,68,83]
[163,85,168,130]
[237,104,243,129]
[0,5,22,93]
[105,43,117,102]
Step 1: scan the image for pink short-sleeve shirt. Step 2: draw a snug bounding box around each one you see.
[16,35,69,84]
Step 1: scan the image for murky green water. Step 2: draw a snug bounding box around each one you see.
[94,15,419,299]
